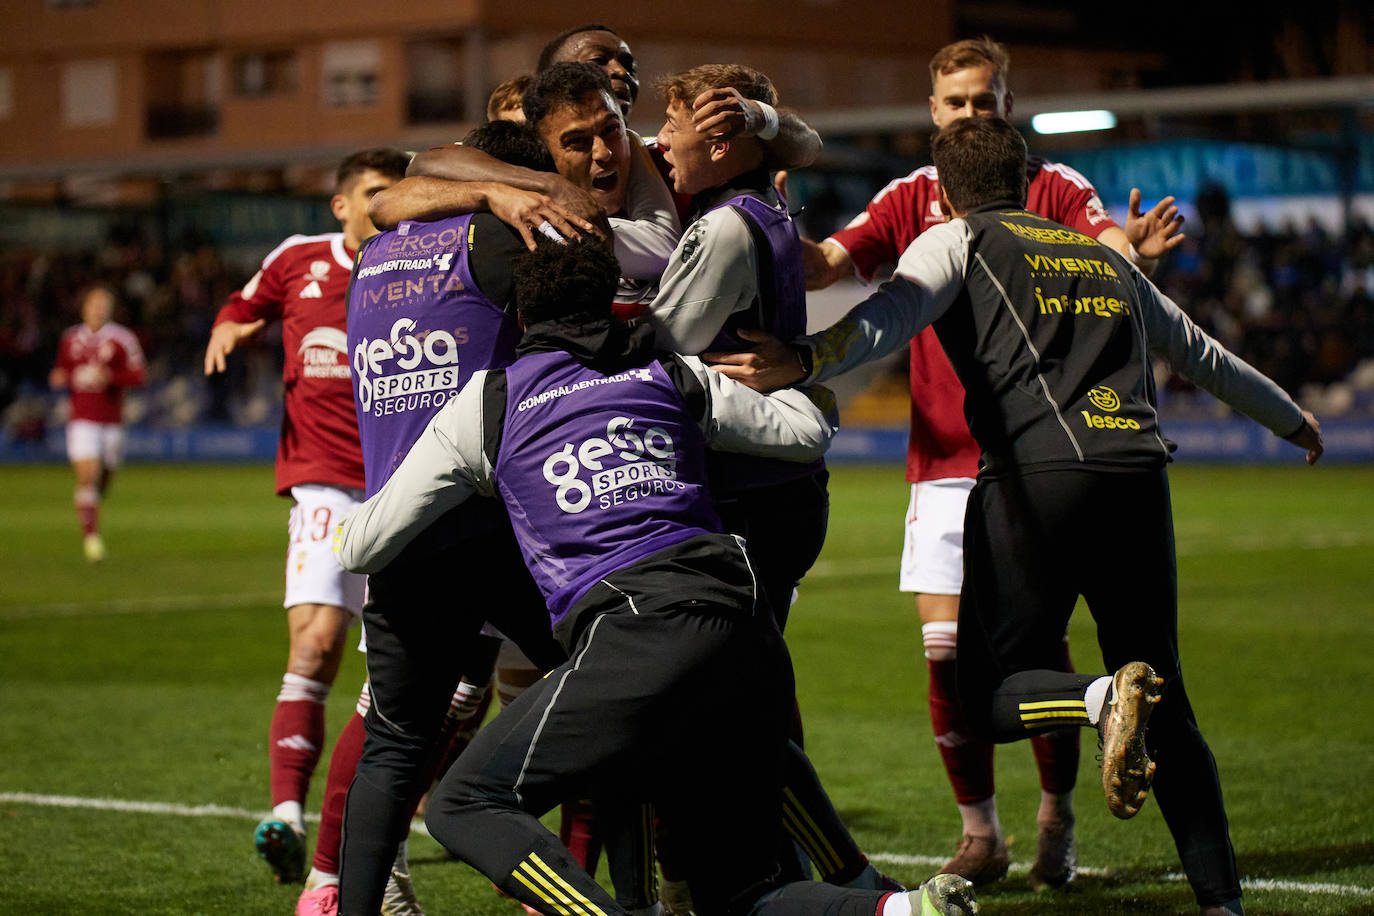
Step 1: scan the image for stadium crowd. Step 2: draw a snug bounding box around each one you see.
[0,229,257,440]
[1,193,1371,446]
[3,190,1374,448]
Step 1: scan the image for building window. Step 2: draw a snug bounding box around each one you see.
[405,37,465,124]
[61,59,118,127]
[232,51,298,98]
[143,49,219,139]
[321,41,380,108]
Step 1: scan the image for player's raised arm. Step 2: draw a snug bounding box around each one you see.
[369,172,600,247]
[203,318,266,375]
[1134,273,1323,464]
[690,86,822,170]
[406,143,605,229]
[1097,188,1186,276]
[804,237,857,290]
[666,353,837,460]
[710,221,969,393]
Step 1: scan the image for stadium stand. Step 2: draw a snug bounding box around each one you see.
[4,207,1372,464]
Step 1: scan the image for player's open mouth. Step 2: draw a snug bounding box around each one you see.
[592,172,619,193]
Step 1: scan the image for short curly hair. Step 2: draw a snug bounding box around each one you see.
[461,119,555,173]
[521,62,617,131]
[513,234,620,327]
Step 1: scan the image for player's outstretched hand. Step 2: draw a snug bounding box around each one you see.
[692,87,764,142]
[1284,409,1324,465]
[204,319,266,375]
[487,183,602,250]
[704,328,804,393]
[1125,188,1186,261]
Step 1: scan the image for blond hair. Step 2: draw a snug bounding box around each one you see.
[656,63,777,108]
[928,37,1009,87]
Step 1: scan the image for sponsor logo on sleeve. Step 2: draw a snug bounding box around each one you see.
[1085,195,1111,226]
[680,220,707,268]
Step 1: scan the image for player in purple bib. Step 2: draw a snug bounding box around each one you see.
[336,235,978,916]
[333,120,567,916]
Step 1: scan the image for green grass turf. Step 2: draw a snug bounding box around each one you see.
[1,461,1371,914]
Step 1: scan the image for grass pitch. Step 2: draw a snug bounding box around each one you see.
[1,461,1371,914]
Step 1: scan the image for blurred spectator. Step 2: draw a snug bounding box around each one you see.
[4,197,1374,446]
[1150,186,1374,411]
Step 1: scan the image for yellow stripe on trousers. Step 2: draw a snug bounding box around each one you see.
[782,787,843,875]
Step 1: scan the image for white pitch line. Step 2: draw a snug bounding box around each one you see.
[3,792,1369,899]
[1159,872,1374,899]
[0,792,318,824]
[0,591,280,621]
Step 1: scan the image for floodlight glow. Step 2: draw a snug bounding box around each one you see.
[1030,110,1118,134]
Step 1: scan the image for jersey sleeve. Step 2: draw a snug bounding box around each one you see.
[673,354,838,460]
[647,209,758,355]
[1040,164,1118,239]
[109,330,148,388]
[804,220,971,384]
[827,182,910,283]
[1134,270,1302,436]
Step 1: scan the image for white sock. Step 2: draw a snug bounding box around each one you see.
[882,891,914,916]
[306,868,339,888]
[1084,676,1112,725]
[957,796,1001,838]
[879,889,912,916]
[272,800,306,836]
[920,620,958,660]
[277,672,331,704]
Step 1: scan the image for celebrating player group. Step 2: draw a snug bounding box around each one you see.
[201,25,1323,916]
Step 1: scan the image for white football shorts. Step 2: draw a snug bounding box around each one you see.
[898,477,975,595]
[66,420,125,467]
[285,483,367,615]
